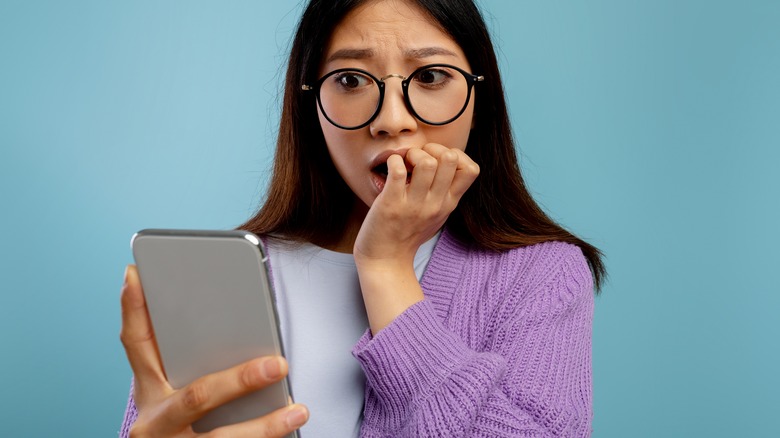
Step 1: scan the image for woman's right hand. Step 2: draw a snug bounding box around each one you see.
[120,265,309,437]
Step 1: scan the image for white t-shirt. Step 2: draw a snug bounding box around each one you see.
[266,234,439,437]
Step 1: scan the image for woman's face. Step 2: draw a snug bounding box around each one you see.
[317,0,476,211]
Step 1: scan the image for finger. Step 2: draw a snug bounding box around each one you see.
[206,404,309,438]
[159,356,289,433]
[448,149,480,199]
[421,144,459,200]
[381,154,407,200]
[404,148,437,201]
[119,265,167,391]
[419,142,450,159]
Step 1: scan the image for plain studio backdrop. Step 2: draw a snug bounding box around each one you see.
[1,1,778,436]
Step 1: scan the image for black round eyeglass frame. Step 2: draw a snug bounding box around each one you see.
[301,63,485,130]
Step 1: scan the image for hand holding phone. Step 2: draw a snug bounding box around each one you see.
[120,230,307,437]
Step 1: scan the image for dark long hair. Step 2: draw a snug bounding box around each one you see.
[240,0,606,291]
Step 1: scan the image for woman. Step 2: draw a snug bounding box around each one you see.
[120,0,605,436]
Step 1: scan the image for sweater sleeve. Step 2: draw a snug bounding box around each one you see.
[352,246,594,437]
[119,379,138,437]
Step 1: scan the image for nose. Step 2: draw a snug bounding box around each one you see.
[369,77,417,138]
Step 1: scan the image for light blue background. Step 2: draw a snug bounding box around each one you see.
[1,1,778,436]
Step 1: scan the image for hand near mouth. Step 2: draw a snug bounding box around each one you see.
[353,143,480,334]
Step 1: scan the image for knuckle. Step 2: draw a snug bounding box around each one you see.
[240,361,263,388]
[406,146,423,156]
[119,327,154,348]
[442,150,459,163]
[421,142,437,152]
[182,381,210,410]
[420,157,437,170]
[119,330,131,348]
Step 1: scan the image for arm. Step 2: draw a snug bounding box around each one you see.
[353,246,594,438]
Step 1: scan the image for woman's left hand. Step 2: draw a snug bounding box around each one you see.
[353,142,479,333]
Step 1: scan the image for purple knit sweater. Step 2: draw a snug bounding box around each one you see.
[120,229,594,437]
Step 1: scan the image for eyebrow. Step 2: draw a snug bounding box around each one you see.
[324,46,458,64]
[404,47,458,59]
[325,48,375,63]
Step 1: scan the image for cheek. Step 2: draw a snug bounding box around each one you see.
[443,111,474,152]
[444,94,476,152]
[318,110,333,148]
[318,112,363,177]
[319,112,344,160]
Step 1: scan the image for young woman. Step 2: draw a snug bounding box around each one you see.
[120,0,605,436]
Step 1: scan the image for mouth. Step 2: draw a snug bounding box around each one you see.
[369,149,412,193]
[370,161,413,193]
[372,162,389,177]
[370,162,389,193]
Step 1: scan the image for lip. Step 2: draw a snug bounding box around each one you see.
[368,148,408,194]
[369,148,410,171]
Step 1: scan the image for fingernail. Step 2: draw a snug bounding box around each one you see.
[124,265,137,285]
[262,357,282,379]
[285,405,308,428]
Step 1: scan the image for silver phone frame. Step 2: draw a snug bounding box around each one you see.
[131,229,297,437]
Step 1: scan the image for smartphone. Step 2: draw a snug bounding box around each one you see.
[131,229,296,436]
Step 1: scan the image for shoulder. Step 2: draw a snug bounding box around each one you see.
[438,230,590,289]
[501,240,591,291]
[436,230,593,313]
[424,231,593,350]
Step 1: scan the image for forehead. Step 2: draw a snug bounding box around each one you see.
[321,0,467,68]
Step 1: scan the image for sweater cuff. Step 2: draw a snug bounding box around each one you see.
[352,300,496,411]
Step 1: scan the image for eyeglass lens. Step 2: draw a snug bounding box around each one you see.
[318,65,471,129]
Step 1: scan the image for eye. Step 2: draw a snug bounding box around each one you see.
[414,67,453,87]
[332,71,373,91]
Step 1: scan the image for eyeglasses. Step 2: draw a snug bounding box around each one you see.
[302,63,484,130]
